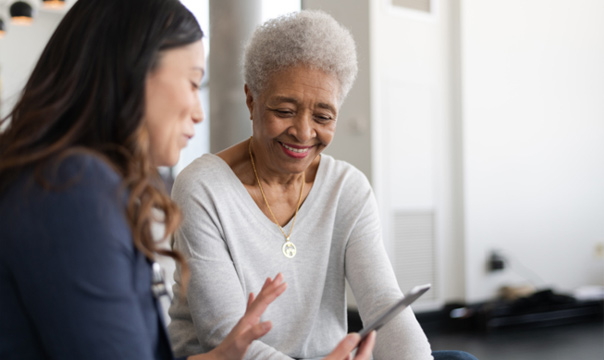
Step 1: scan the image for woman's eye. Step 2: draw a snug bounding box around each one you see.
[191,81,201,90]
[315,114,333,122]
[276,110,294,117]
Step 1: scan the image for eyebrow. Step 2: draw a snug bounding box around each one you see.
[316,102,337,114]
[271,96,337,114]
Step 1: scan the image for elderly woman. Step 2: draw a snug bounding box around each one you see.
[0,1,377,359]
[168,10,475,360]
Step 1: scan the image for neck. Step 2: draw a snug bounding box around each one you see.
[249,136,306,233]
[248,137,305,187]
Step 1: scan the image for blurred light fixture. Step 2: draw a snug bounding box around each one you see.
[0,18,5,38]
[10,1,34,25]
[42,0,64,9]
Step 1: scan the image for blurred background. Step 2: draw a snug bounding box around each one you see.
[1,0,602,358]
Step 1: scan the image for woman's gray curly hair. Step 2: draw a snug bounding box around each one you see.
[243,10,358,106]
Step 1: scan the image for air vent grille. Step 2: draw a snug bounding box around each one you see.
[391,211,436,301]
[391,0,431,13]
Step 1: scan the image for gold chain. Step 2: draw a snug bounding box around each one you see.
[248,137,304,242]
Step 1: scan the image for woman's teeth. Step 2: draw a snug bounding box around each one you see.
[282,143,308,153]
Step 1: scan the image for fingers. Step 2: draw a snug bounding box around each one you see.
[246,273,277,310]
[324,333,360,360]
[246,292,254,310]
[244,273,287,321]
[238,320,273,345]
[354,331,376,360]
[209,274,286,360]
[261,275,272,289]
[323,331,376,360]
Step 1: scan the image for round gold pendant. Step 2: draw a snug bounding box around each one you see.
[282,241,296,258]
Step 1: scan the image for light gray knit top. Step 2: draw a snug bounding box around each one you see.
[167,153,433,360]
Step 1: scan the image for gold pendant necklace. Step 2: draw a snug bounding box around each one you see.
[248,137,304,258]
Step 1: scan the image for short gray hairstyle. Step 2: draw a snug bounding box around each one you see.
[243,10,358,105]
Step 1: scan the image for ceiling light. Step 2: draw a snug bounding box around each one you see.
[42,0,65,9]
[10,1,34,26]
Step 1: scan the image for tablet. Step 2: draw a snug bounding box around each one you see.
[357,284,431,338]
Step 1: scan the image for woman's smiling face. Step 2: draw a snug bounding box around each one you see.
[246,65,340,176]
[143,40,205,167]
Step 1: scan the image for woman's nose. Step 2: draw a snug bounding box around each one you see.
[192,98,204,124]
[289,113,315,141]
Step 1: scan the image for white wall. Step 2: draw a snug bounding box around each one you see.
[0,10,63,118]
[371,0,464,308]
[462,0,604,301]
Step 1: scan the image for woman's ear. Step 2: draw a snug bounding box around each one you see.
[244,84,254,120]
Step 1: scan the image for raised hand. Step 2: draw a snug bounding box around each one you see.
[188,273,287,360]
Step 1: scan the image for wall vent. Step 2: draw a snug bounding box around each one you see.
[391,211,437,301]
[391,0,432,13]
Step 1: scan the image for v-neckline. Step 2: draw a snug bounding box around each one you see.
[209,153,325,235]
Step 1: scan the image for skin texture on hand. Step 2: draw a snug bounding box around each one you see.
[188,273,287,360]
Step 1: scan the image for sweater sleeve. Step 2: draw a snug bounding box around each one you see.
[168,160,293,360]
[343,174,434,360]
[4,156,165,359]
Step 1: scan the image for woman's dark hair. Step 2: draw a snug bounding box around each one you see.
[0,0,203,282]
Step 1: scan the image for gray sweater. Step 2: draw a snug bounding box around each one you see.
[168,154,433,360]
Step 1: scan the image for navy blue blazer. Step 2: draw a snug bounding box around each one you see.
[0,154,180,359]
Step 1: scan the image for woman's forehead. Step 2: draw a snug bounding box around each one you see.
[262,66,340,107]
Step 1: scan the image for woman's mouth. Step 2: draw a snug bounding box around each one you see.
[181,134,194,147]
[279,142,311,158]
